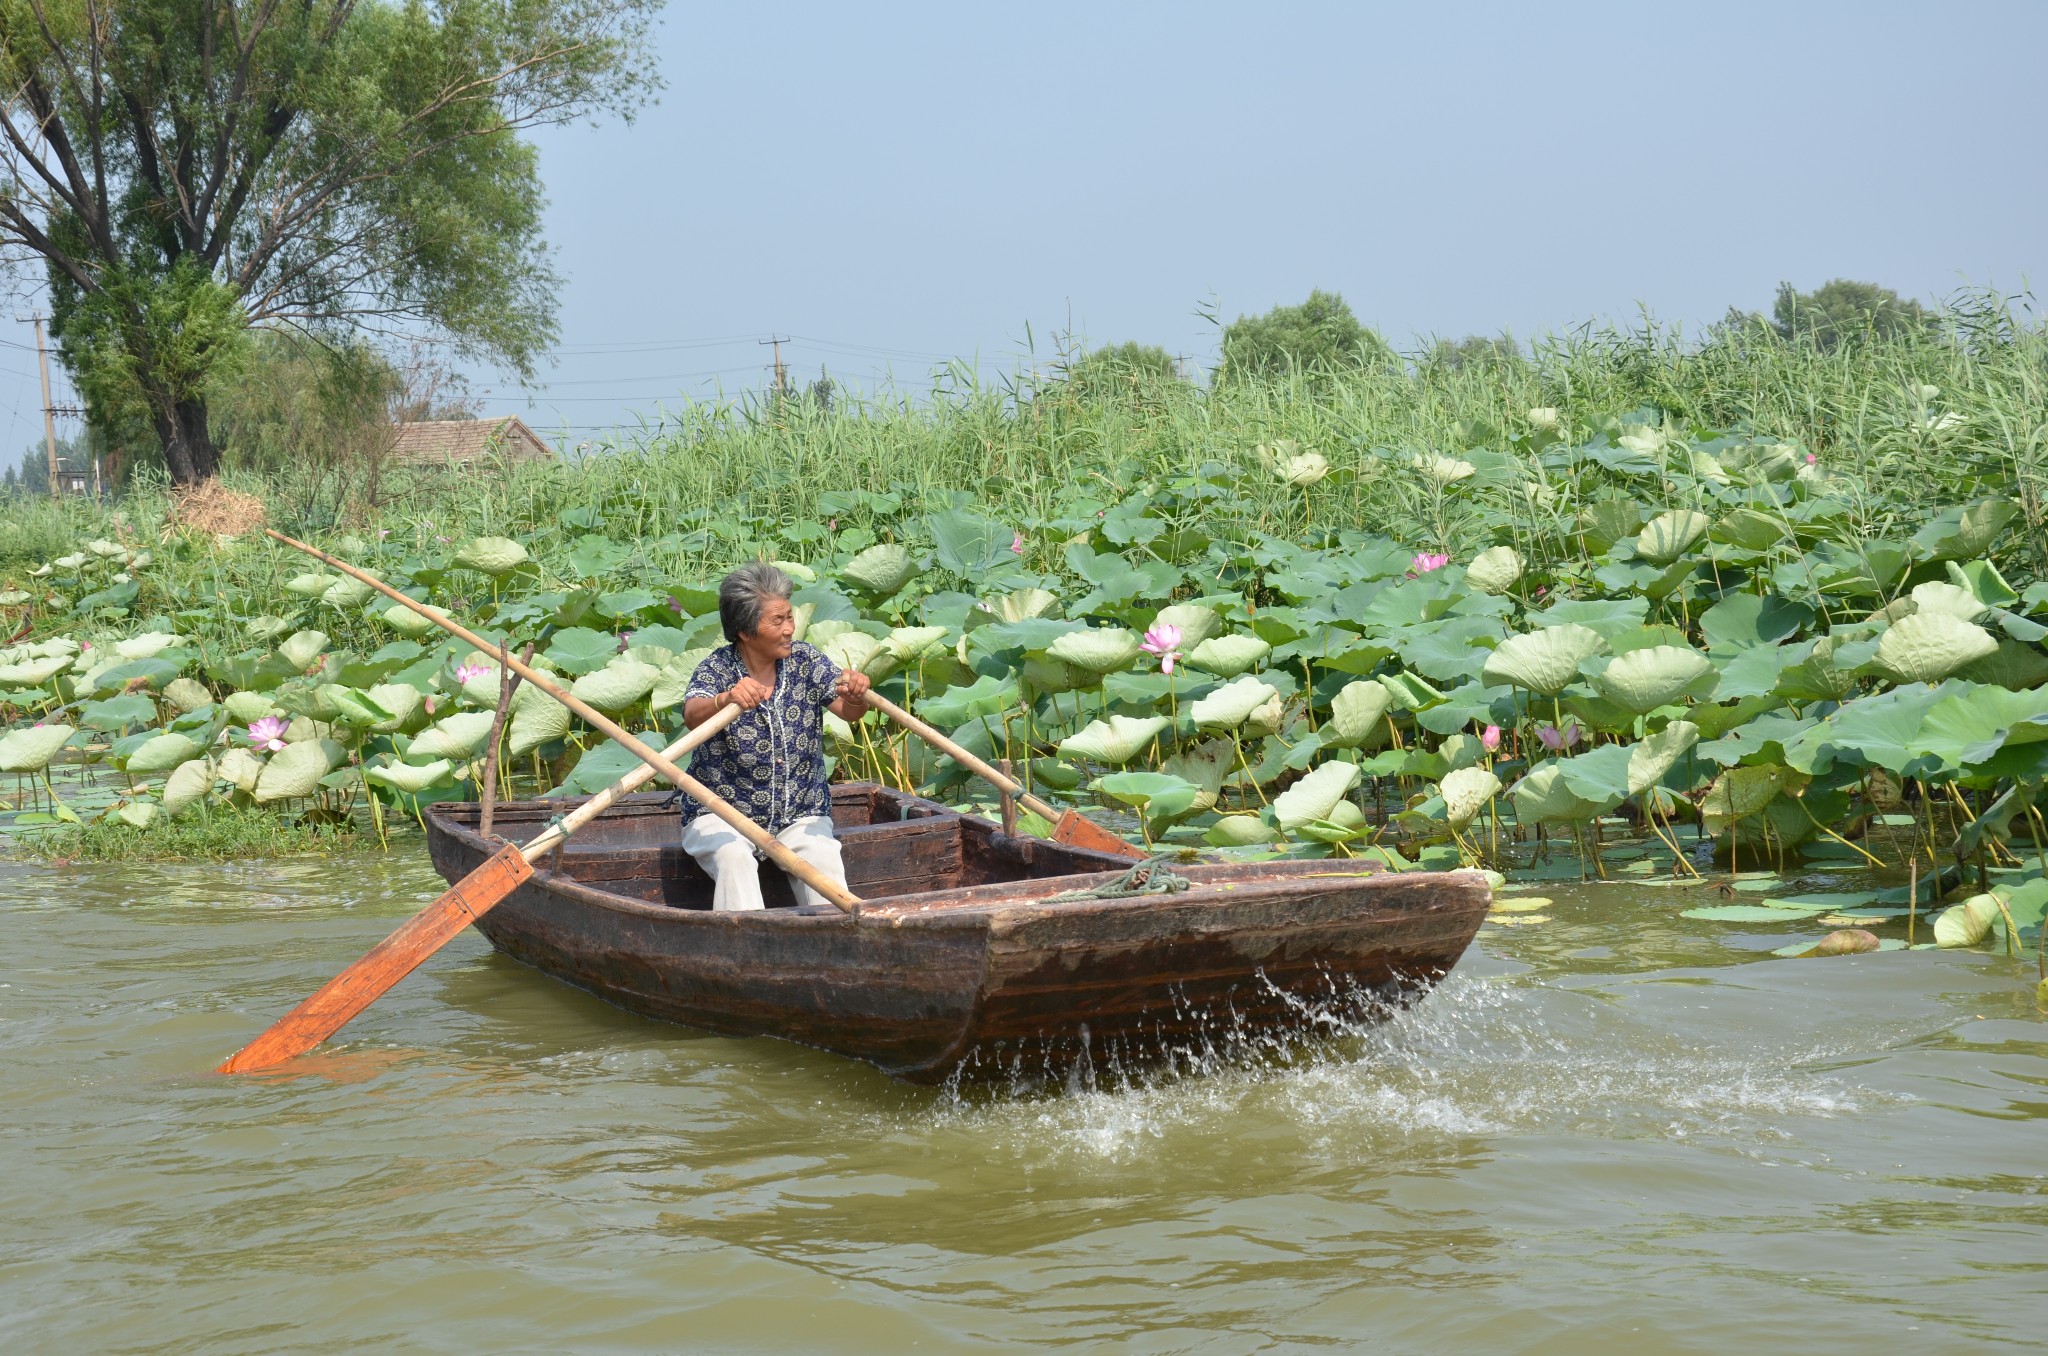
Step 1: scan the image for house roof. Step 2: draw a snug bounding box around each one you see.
[386,416,556,467]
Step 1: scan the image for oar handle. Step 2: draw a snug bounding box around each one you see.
[265,530,861,913]
[862,690,1063,825]
[520,703,740,861]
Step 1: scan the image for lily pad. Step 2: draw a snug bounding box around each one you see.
[1058,714,1168,764]
[1481,623,1606,695]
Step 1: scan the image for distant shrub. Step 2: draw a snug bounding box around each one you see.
[1217,290,1394,383]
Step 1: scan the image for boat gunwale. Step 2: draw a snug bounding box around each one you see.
[427,798,1470,933]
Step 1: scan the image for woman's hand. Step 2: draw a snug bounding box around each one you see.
[727,676,774,710]
[833,669,871,714]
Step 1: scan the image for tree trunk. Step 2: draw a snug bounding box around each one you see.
[151,395,220,486]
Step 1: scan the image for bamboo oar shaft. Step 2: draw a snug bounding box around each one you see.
[861,691,1063,823]
[217,711,741,1074]
[263,529,860,911]
[521,704,739,861]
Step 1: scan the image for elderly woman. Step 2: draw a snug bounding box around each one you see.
[680,563,872,910]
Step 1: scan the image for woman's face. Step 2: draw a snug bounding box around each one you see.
[743,596,796,659]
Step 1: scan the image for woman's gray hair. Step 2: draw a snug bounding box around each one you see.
[718,562,794,642]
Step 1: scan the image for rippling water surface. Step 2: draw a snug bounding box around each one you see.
[3,851,2045,1353]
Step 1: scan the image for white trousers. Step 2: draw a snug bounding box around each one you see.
[681,812,847,911]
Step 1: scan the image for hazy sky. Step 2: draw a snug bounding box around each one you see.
[5,0,2045,458]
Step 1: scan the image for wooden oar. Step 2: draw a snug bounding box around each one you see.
[217,706,744,1074]
[261,529,862,914]
[862,691,1144,860]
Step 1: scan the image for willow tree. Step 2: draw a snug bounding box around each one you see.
[0,1,657,484]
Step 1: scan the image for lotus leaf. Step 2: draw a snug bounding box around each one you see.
[1150,602,1221,649]
[1205,815,1277,846]
[1594,645,1712,714]
[884,626,950,665]
[125,732,203,775]
[1190,675,1281,729]
[1416,454,1475,484]
[1185,634,1271,678]
[380,604,437,638]
[818,629,896,679]
[117,801,160,829]
[1932,893,2001,948]
[409,711,498,760]
[990,588,1059,622]
[277,630,329,672]
[1092,771,1203,825]
[1465,546,1524,595]
[571,659,660,711]
[221,691,279,723]
[1244,692,1287,738]
[1959,639,2048,690]
[1160,739,1233,811]
[1440,766,1501,827]
[842,543,914,596]
[1713,507,1787,551]
[1481,623,1606,695]
[0,654,74,687]
[1510,761,1603,824]
[1058,714,1168,764]
[1047,627,1143,674]
[367,758,457,794]
[53,552,87,569]
[364,683,425,732]
[508,698,572,756]
[216,747,265,793]
[253,741,333,802]
[1634,509,1711,564]
[1626,720,1699,795]
[244,615,293,640]
[1877,613,1997,684]
[1700,763,1798,833]
[1682,904,1828,922]
[1907,581,1985,622]
[322,576,377,608]
[285,572,334,598]
[114,632,183,660]
[1324,679,1394,748]
[284,715,334,743]
[453,536,531,574]
[161,676,213,713]
[544,627,618,676]
[0,723,76,772]
[1021,655,1082,695]
[1274,760,1363,832]
[161,757,217,818]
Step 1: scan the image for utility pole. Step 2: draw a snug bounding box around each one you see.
[760,334,789,395]
[21,314,59,498]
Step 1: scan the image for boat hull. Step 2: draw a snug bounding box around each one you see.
[424,788,1489,1082]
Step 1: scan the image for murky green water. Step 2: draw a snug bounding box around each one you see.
[4,850,2045,1353]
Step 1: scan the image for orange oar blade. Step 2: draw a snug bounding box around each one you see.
[1052,810,1146,860]
[217,844,533,1074]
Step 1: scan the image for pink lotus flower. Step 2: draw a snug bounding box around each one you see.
[618,631,633,651]
[1804,452,1818,465]
[377,528,391,539]
[1535,719,1582,753]
[1141,622,1183,675]
[666,596,683,612]
[423,695,438,715]
[247,716,289,752]
[1481,724,1501,752]
[1011,532,1026,555]
[1407,552,1450,577]
[454,661,490,684]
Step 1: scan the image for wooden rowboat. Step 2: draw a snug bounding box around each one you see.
[422,784,1491,1083]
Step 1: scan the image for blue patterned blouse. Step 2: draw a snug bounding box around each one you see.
[680,640,842,834]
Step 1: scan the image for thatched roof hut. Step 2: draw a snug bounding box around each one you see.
[387,417,555,468]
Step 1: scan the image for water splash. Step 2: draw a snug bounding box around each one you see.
[921,971,1905,1164]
